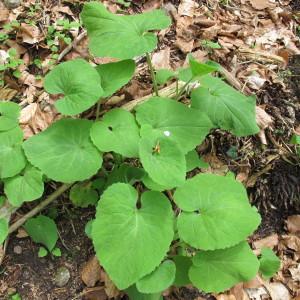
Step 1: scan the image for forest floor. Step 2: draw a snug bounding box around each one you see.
[0,0,300,299]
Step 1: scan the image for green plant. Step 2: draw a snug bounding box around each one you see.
[0,2,280,298]
[290,134,300,155]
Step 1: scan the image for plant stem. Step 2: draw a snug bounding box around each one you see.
[95,99,102,120]
[175,79,192,101]
[8,183,73,234]
[146,52,159,96]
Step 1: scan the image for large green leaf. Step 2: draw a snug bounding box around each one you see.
[44,59,103,115]
[23,119,102,183]
[0,218,8,244]
[4,165,44,207]
[0,127,26,179]
[139,125,186,188]
[174,174,261,250]
[0,101,20,131]
[95,60,135,97]
[191,75,259,136]
[189,242,259,293]
[126,285,163,300]
[81,2,171,59]
[24,215,58,251]
[92,183,174,289]
[136,260,176,294]
[259,248,280,279]
[136,97,212,154]
[91,108,140,157]
[172,256,192,287]
[185,150,208,172]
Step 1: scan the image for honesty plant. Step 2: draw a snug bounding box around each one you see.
[0,2,280,299]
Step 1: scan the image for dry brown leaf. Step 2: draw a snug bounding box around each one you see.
[281,235,300,253]
[0,2,9,22]
[264,282,291,300]
[287,215,300,235]
[152,48,171,70]
[289,264,300,282]
[17,23,42,44]
[101,272,120,298]
[244,287,268,300]
[253,234,279,250]
[16,228,28,238]
[215,294,236,300]
[243,275,264,289]
[178,0,198,17]
[230,283,250,300]
[81,256,102,288]
[248,0,275,10]
[83,287,107,300]
[0,87,18,100]
[20,71,43,88]
[175,16,195,53]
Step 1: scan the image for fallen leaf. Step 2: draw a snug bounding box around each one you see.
[0,2,9,22]
[248,0,275,10]
[253,234,279,250]
[287,215,300,235]
[243,275,264,289]
[17,23,42,44]
[101,272,120,298]
[289,264,300,282]
[264,282,291,300]
[81,256,102,287]
[178,0,198,17]
[152,48,171,70]
[83,287,107,300]
[281,235,300,253]
[16,228,28,238]
[0,87,18,100]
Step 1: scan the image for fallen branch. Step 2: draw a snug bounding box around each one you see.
[8,183,73,234]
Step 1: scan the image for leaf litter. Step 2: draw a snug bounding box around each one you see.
[0,0,299,299]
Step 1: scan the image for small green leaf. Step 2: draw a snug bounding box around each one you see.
[136,97,212,154]
[81,2,171,59]
[174,174,261,250]
[23,119,102,183]
[191,75,259,136]
[92,183,174,290]
[173,256,192,287]
[69,182,98,208]
[95,60,135,97]
[0,218,8,244]
[126,285,163,300]
[185,150,208,172]
[24,215,58,251]
[139,125,186,188]
[178,57,218,82]
[189,242,259,293]
[52,247,62,257]
[4,165,44,207]
[136,260,176,293]
[44,59,103,115]
[38,246,48,258]
[290,134,300,145]
[0,127,27,179]
[155,69,176,85]
[85,219,94,239]
[201,40,222,49]
[0,101,20,131]
[259,248,280,279]
[105,164,145,187]
[91,108,140,157]
[10,293,22,300]
[142,173,172,192]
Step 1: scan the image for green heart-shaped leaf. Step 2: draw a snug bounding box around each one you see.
[259,248,280,279]
[185,150,208,172]
[139,125,186,188]
[92,183,174,289]
[91,108,140,157]
[81,2,171,59]
[95,60,135,97]
[136,97,212,154]
[189,242,259,293]
[4,165,44,207]
[174,174,261,250]
[44,59,103,115]
[23,119,102,183]
[191,75,259,136]
[0,127,26,179]
[0,218,8,244]
[136,260,176,293]
[126,285,163,300]
[0,101,20,131]
[24,215,58,251]
[155,69,176,85]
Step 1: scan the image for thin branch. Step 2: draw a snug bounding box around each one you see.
[8,183,73,234]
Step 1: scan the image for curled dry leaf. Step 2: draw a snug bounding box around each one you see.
[264,282,291,300]
[81,256,102,288]
[287,216,300,235]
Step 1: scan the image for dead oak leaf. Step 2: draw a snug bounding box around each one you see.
[253,234,279,250]
[248,0,275,10]
[287,215,300,235]
[81,256,102,288]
